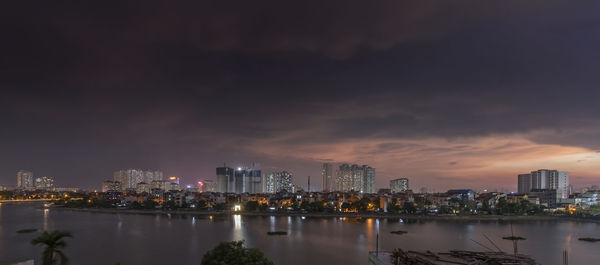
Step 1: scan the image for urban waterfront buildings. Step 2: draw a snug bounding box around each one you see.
[335,164,375,193]
[34,176,54,190]
[390,178,409,193]
[264,173,276,193]
[216,166,234,193]
[150,179,180,191]
[200,180,216,193]
[113,169,163,190]
[216,165,264,194]
[234,168,262,194]
[517,174,531,194]
[136,182,150,193]
[321,163,333,192]
[517,169,569,199]
[274,171,293,192]
[262,171,295,193]
[336,164,361,192]
[529,189,560,208]
[102,180,121,192]
[16,170,34,188]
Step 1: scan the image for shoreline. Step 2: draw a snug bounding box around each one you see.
[53,207,600,223]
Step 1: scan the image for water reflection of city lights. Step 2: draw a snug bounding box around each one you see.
[233,214,242,241]
[43,208,49,231]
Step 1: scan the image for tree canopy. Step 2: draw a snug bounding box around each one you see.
[201,241,273,265]
[31,230,72,265]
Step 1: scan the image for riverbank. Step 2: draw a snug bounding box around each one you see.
[53,207,600,223]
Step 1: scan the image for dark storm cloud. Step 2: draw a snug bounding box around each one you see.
[1,0,600,188]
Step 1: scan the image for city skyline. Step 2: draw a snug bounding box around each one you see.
[3,1,600,191]
[4,2,600,265]
[3,165,589,193]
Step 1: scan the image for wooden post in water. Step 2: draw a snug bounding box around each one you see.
[511,223,518,256]
[376,232,379,257]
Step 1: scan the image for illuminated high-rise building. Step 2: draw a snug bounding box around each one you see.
[16,170,34,188]
[335,164,375,193]
[518,169,569,199]
[136,182,150,193]
[264,173,276,193]
[322,163,333,192]
[151,180,171,191]
[273,171,293,192]
[114,169,163,191]
[102,180,121,192]
[34,176,54,190]
[362,165,375,193]
[390,178,409,193]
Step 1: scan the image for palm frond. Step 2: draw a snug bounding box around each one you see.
[56,250,70,265]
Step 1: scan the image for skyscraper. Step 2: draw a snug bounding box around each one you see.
[362,165,375,193]
[390,178,409,193]
[114,169,163,191]
[264,173,276,193]
[216,166,234,193]
[517,174,532,194]
[335,164,375,193]
[234,167,262,194]
[274,171,293,192]
[321,163,333,192]
[16,170,33,188]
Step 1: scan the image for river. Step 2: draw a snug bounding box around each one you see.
[1,203,599,265]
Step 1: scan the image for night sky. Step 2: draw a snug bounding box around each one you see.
[2,1,600,191]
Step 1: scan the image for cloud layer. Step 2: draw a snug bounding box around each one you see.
[1,1,600,190]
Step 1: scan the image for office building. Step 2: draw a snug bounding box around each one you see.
[322,163,333,192]
[216,166,234,193]
[16,170,34,188]
[390,178,409,193]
